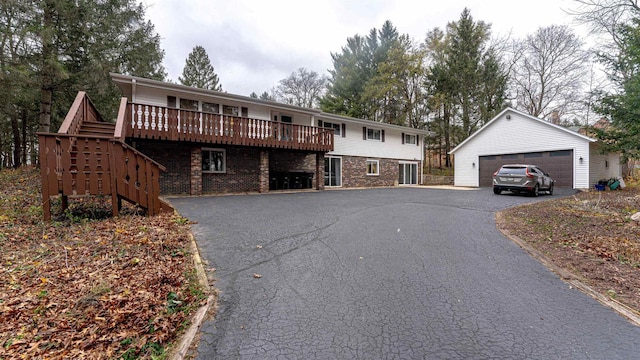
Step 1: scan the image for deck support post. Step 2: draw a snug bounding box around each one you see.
[259,150,269,193]
[316,153,324,191]
[190,147,202,196]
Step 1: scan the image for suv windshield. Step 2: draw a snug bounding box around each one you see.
[498,167,526,175]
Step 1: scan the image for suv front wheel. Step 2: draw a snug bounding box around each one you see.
[493,187,502,195]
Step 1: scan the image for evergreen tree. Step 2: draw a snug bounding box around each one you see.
[593,17,640,160]
[259,91,275,101]
[179,45,222,91]
[0,0,166,166]
[424,9,508,166]
[321,20,401,121]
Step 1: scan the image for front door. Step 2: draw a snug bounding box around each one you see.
[324,156,342,187]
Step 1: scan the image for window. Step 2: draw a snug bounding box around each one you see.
[202,102,219,114]
[366,159,379,176]
[180,98,198,110]
[524,152,543,158]
[280,115,292,123]
[223,105,239,116]
[202,148,226,173]
[367,128,381,141]
[167,96,177,108]
[404,134,416,144]
[322,121,341,136]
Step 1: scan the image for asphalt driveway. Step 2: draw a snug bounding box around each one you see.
[170,188,640,359]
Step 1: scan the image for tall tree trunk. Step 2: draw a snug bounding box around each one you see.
[39,0,54,133]
[21,109,27,165]
[10,112,21,168]
[444,103,452,168]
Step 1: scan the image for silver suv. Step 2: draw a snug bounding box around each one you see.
[493,164,554,196]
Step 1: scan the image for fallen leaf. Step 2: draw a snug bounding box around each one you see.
[253,273,262,278]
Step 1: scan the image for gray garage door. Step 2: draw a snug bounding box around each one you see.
[479,150,574,187]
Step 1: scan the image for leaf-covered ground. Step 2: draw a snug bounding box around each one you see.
[499,188,640,313]
[0,167,207,359]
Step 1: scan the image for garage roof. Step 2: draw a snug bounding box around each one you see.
[449,107,596,154]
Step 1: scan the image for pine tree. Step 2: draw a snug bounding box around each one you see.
[0,0,167,166]
[179,46,222,91]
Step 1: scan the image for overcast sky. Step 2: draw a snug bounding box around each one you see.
[143,0,585,96]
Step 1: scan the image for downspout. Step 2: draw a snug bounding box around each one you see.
[131,79,137,103]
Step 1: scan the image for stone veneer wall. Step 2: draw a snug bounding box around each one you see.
[340,156,400,188]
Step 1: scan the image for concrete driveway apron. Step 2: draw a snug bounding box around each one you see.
[170,188,640,359]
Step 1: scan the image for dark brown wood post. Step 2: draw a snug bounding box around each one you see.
[39,135,52,220]
[108,141,119,217]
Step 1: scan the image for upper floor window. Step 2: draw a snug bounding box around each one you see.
[202,102,219,114]
[222,105,239,116]
[180,98,198,110]
[404,134,416,144]
[367,128,381,141]
[323,121,341,136]
[167,96,177,108]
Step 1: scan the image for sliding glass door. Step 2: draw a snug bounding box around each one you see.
[399,162,418,185]
[324,156,342,187]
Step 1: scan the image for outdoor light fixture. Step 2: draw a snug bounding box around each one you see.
[472,162,476,168]
[579,156,584,163]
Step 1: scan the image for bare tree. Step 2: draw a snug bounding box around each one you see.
[277,68,327,108]
[571,1,639,45]
[511,25,590,119]
[571,0,640,82]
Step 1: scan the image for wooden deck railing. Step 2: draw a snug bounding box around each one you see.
[39,92,170,220]
[119,102,334,152]
[58,91,104,135]
[39,134,167,220]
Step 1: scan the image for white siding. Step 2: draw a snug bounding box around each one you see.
[453,110,593,188]
[589,144,622,186]
[327,121,423,161]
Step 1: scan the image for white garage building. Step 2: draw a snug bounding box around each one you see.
[450,108,621,189]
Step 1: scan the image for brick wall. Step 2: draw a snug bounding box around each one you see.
[202,147,261,194]
[341,156,399,188]
[270,150,318,188]
[133,140,417,193]
[134,140,191,195]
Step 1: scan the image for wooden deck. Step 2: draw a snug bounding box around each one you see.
[116,103,334,152]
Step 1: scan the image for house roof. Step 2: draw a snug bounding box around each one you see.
[449,107,596,154]
[110,73,430,135]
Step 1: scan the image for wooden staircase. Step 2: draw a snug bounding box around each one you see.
[38,92,172,220]
[79,121,116,136]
